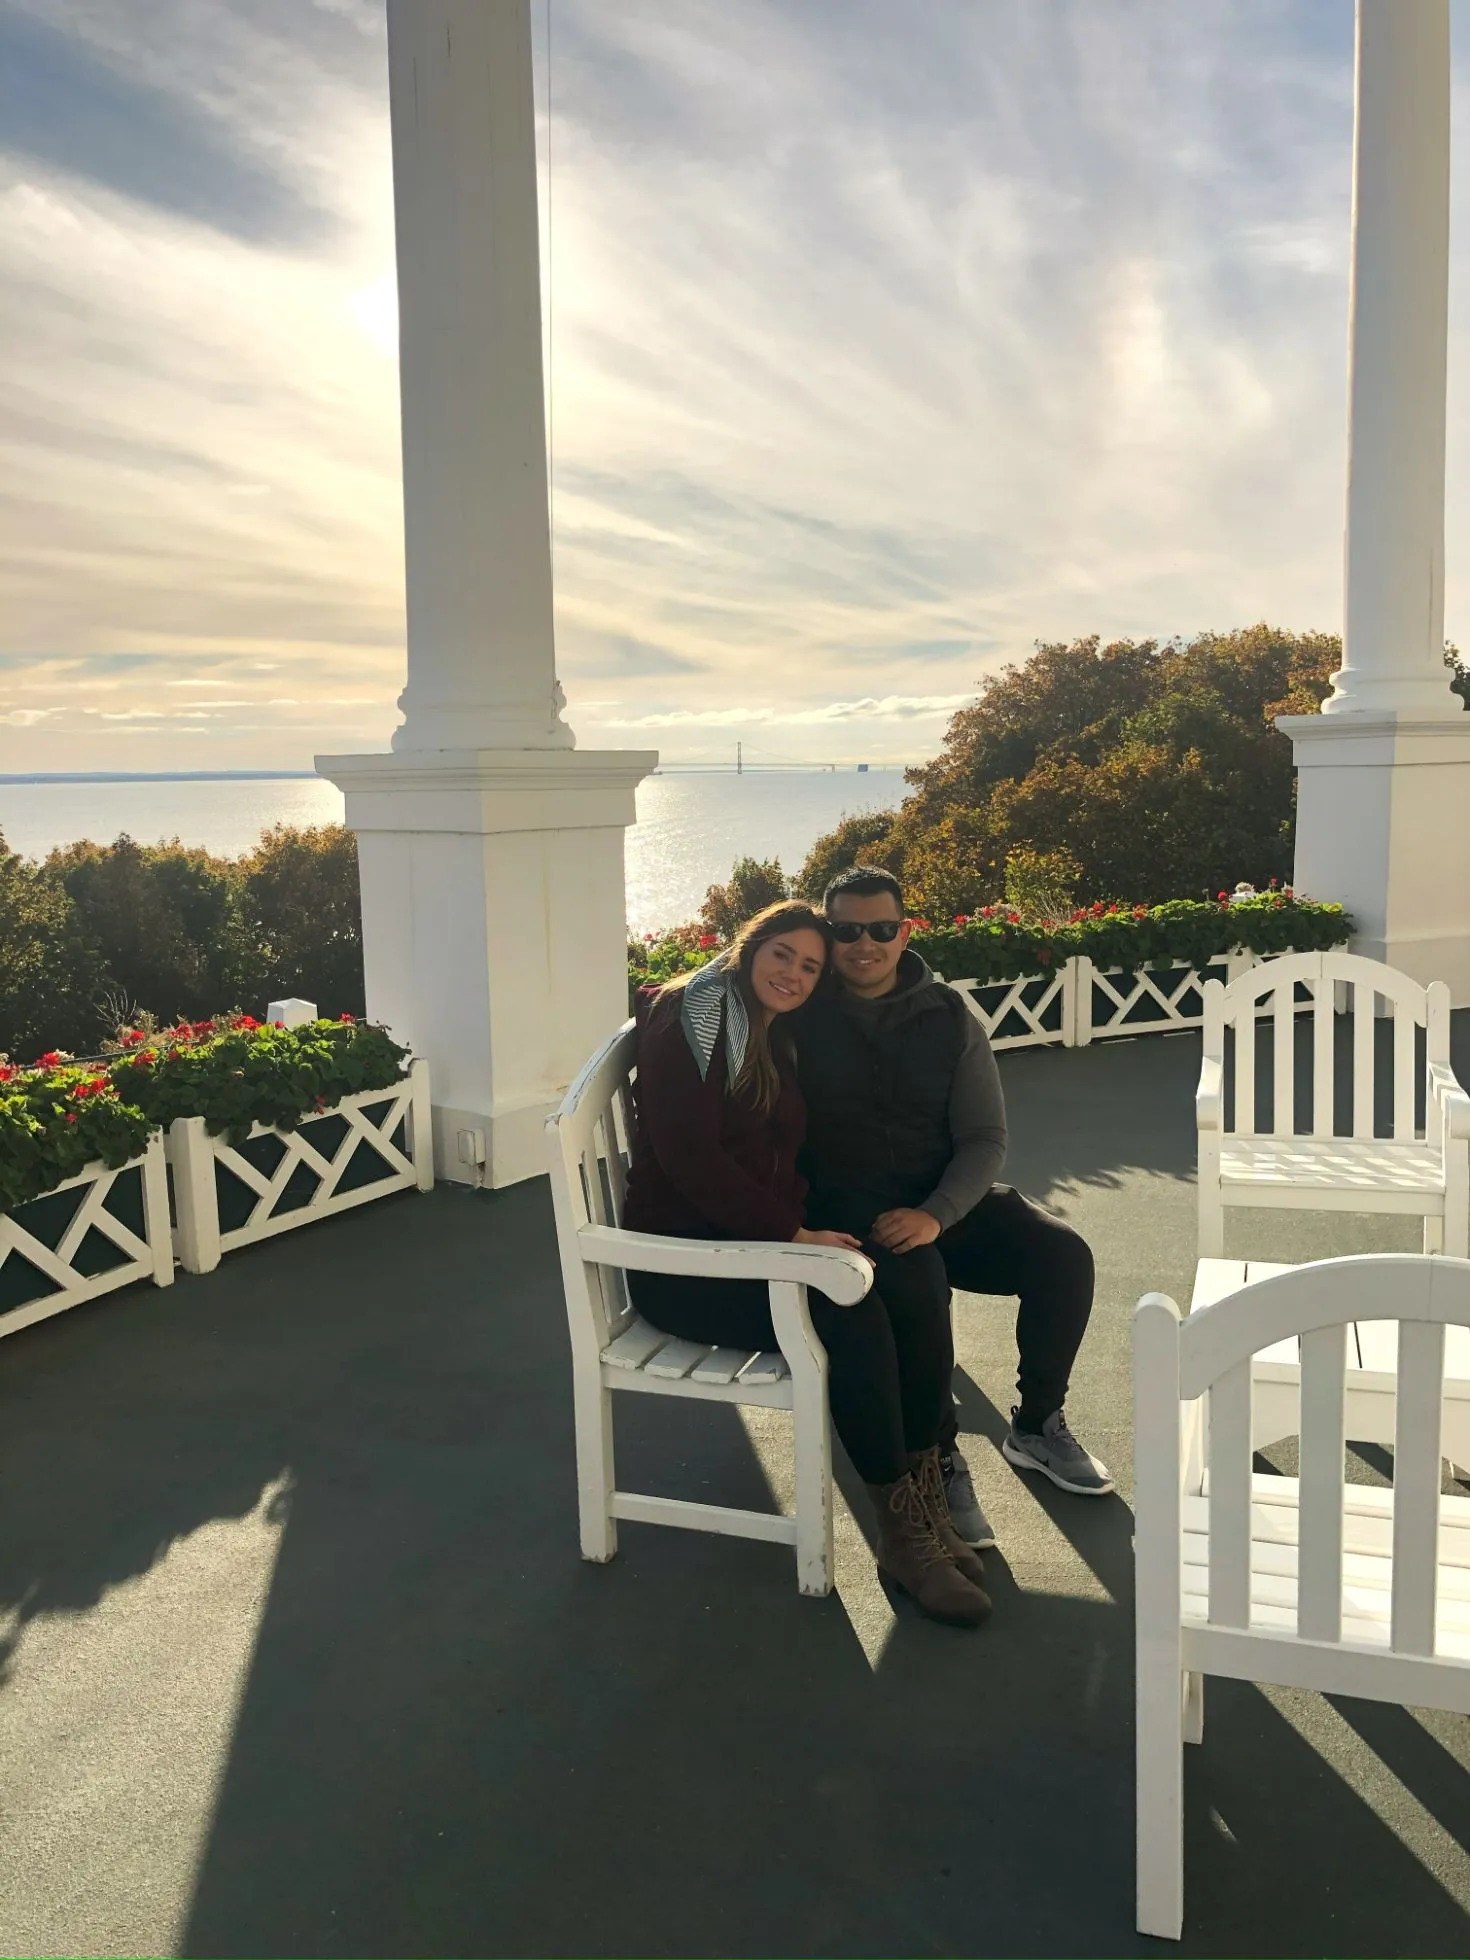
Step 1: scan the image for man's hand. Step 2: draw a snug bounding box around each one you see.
[870,1207,942,1254]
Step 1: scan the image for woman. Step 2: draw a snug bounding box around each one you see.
[623,901,990,1628]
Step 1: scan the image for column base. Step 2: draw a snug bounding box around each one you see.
[1277,711,1470,1003]
[315,747,658,1187]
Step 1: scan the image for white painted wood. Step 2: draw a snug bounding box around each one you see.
[409,1057,435,1190]
[950,968,1071,1052]
[1135,1246,1470,1938]
[168,1116,221,1275]
[1353,980,1376,1138]
[165,1074,427,1268]
[689,1347,756,1386]
[601,1318,672,1371]
[1195,952,1467,1264]
[738,1351,791,1387]
[1207,1363,1253,1628]
[0,1145,173,1340]
[770,1280,835,1596]
[547,1021,870,1595]
[1392,1317,1446,1654]
[1133,1292,1185,1941]
[1297,1323,1347,1641]
[644,1338,715,1381]
[1272,980,1295,1137]
[609,1493,799,1544]
[1312,975,1335,1136]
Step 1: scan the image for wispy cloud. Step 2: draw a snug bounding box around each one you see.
[4,0,1470,770]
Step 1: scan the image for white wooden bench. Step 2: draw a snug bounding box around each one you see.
[1196,951,1470,1260]
[1134,1254,1470,1940]
[545,1021,872,1597]
[1192,1257,1470,1477]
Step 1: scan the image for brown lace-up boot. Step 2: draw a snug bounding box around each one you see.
[865,1471,992,1627]
[909,1447,988,1588]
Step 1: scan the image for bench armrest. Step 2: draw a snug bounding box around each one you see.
[576,1223,874,1306]
[1195,1054,1223,1133]
[1429,1061,1470,1142]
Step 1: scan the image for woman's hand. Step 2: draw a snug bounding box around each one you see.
[794,1226,868,1253]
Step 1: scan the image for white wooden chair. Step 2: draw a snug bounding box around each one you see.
[1134,1254,1470,1940]
[1196,951,1470,1260]
[545,1020,873,1596]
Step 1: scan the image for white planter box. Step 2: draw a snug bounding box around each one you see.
[0,1133,173,1339]
[949,951,1269,1050]
[167,1060,433,1274]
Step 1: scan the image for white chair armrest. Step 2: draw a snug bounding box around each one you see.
[1429,1061,1470,1141]
[576,1224,874,1306]
[1195,1054,1223,1132]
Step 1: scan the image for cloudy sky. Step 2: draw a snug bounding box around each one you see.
[4,0,1470,772]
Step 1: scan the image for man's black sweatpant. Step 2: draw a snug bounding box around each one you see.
[860,1184,1095,1442]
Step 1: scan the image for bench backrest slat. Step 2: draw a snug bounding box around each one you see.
[1297,1322,1348,1642]
[1312,974,1335,1136]
[1352,982,1377,1138]
[1207,1361,1253,1628]
[547,1021,640,1355]
[1393,1318,1447,1655]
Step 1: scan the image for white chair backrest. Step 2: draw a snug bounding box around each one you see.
[1201,951,1448,1142]
[546,1020,639,1354]
[1139,1255,1470,1654]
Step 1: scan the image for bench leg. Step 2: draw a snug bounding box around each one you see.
[1183,1670,1204,1745]
[791,1362,834,1598]
[1137,1652,1185,1938]
[574,1369,618,1563]
[1197,1185,1224,1260]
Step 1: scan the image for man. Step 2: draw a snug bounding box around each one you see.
[795,864,1111,1550]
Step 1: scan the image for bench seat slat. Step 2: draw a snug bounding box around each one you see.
[1220,1138,1443,1193]
[601,1317,673,1370]
[644,1337,717,1380]
[691,1347,762,1385]
[739,1351,790,1386]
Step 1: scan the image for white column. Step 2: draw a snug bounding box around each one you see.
[318,0,655,1185]
[1278,0,1470,1002]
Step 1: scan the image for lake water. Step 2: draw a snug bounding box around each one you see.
[0,769,911,935]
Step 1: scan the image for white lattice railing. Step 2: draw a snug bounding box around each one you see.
[0,1134,174,1340]
[168,1061,433,1274]
[948,951,1266,1050]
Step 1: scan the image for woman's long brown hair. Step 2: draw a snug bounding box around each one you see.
[657,900,830,1113]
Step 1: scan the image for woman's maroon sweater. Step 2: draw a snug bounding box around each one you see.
[622,986,807,1244]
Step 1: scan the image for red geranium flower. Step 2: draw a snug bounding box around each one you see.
[1133,904,1147,918]
[1217,891,1229,902]
[123,1029,147,1046]
[233,1015,261,1031]
[0,1065,13,1083]
[65,1112,78,1124]
[39,1051,66,1067]
[698,934,718,950]
[338,1012,355,1023]
[953,915,969,926]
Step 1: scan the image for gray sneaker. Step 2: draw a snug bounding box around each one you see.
[939,1448,997,1550]
[1001,1408,1114,1496]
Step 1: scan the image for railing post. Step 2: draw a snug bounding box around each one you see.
[409,1058,435,1190]
[1071,957,1094,1046]
[167,1115,221,1274]
[141,1131,175,1288]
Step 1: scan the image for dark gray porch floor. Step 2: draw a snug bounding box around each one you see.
[3,1022,1469,1957]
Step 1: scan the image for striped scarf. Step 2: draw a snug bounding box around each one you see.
[679,953,749,1087]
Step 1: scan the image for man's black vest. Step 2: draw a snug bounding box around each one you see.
[795,966,968,1234]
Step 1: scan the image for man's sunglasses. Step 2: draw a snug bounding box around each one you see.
[828,918,904,944]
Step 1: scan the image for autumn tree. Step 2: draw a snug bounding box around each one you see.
[242,823,365,1020]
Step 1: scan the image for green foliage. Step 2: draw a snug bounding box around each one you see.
[0,1014,410,1209]
[0,833,105,1059]
[0,1057,153,1211]
[793,809,902,900]
[241,823,365,1020]
[698,856,789,940]
[110,1014,408,1147]
[626,923,718,1010]
[47,834,264,1029]
[803,624,1398,916]
[1003,845,1080,927]
[911,894,1351,986]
